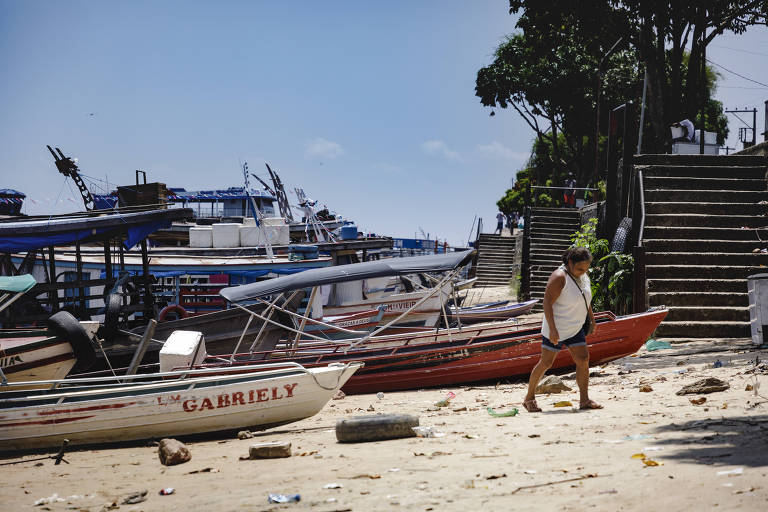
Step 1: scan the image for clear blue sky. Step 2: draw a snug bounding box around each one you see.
[1,1,766,246]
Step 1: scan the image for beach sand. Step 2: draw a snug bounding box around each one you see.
[2,335,767,511]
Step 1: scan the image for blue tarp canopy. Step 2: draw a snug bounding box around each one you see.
[0,209,191,253]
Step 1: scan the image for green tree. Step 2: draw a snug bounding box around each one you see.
[506,0,763,151]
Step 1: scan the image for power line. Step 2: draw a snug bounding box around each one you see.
[710,44,768,58]
[706,58,768,88]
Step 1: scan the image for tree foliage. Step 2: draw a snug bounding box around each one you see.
[480,0,754,214]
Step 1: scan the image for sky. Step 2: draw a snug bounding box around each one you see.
[1,1,767,247]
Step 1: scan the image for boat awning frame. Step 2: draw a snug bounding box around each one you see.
[219,250,474,303]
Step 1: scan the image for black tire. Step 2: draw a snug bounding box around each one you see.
[335,414,419,443]
[101,292,123,339]
[47,311,97,370]
[611,217,632,253]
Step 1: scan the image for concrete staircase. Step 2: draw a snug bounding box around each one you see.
[474,234,517,287]
[637,154,768,338]
[529,207,581,310]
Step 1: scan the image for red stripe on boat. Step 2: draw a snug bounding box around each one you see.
[37,402,136,416]
[2,415,95,427]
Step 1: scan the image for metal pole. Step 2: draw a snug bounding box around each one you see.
[637,68,648,154]
[699,22,706,155]
[75,241,85,316]
[125,319,157,376]
[48,246,58,312]
[764,100,768,142]
[753,108,757,146]
[140,240,153,319]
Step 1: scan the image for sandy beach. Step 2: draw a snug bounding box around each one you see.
[2,322,767,511]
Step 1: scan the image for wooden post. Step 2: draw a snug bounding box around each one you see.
[521,206,532,301]
[48,246,58,312]
[632,246,647,313]
[140,239,154,319]
[75,241,86,317]
[103,239,112,288]
[125,319,157,376]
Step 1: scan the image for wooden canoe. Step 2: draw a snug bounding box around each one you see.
[0,362,361,452]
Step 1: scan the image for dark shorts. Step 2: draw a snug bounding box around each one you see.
[541,328,587,352]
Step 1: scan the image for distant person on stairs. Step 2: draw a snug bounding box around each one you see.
[563,172,577,208]
[523,246,602,412]
[494,212,504,235]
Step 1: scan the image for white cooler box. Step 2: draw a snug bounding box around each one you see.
[159,330,207,372]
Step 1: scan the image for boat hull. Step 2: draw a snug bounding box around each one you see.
[0,363,361,452]
[219,310,666,394]
[448,299,538,323]
[340,309,666,393]
[0,331,76,389]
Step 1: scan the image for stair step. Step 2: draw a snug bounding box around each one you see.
[645,202,768,216]
[645,252,768,266]
[645,214,768,228]
[664,306,749,322]
[646,265,766,279]
[648,292,748,307]
[643,226,768,241]
[647,279,747,293]
[644,239,768,253]
[655,321,750,338]
[645,189,768,202]
[633,154,767,167]
[640,164,767,179]
[644,176,767,191]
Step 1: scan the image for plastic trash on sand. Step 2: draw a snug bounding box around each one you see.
[553,401,573,408]
[645,339,672,351]
[434,391,456,408]
[413,426,446,438]
[487,407,519,417]
[268,494,301,503]
[717,468,744,476]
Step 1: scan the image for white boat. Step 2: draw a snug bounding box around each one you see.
[0,276,98,388]
[0,361,362,452]
[322,285,451,328]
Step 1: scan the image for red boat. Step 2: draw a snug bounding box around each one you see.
[190,253,669,394]
[199,308,666,394]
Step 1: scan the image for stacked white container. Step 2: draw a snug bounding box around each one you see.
[189,227,213,248]
[212,223,241,248]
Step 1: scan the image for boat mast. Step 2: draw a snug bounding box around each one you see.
[242,162,274,259]
[265,163,295,223]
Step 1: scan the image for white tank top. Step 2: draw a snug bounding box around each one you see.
[541,265,592,340]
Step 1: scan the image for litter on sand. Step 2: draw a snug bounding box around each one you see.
[487,407,519,417]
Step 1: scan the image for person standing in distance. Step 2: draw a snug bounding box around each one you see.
[523,246,602,412]
[494,211,504,235]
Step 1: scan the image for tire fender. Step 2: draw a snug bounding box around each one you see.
[611,217,632,253]
[46,311,97,370]
[101,292,123,339]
